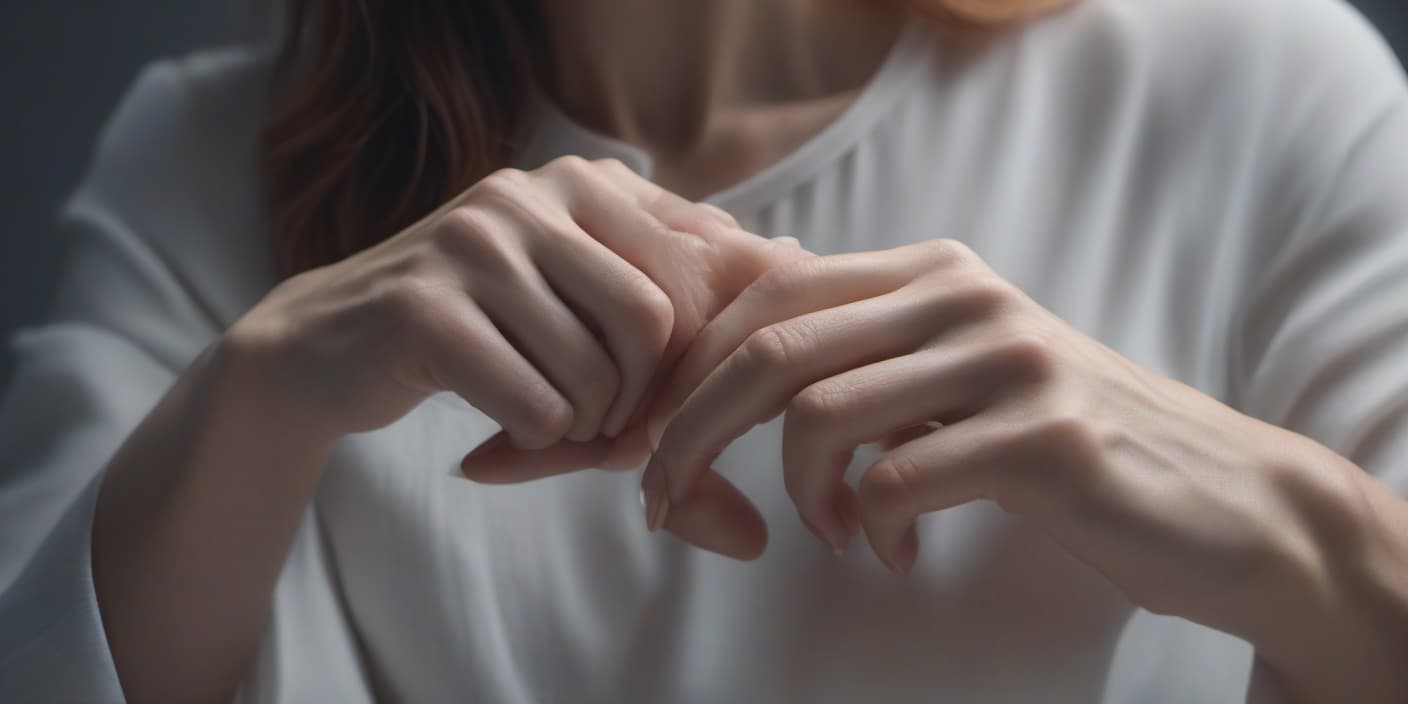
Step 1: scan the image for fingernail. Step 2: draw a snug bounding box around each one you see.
[836,492,861,540]
[822,492,861,556]
[802,514,848,556]
[641,463,670,533]
[832,538,848,558]
[893,526,919,577]
[648,490,670,533]
[825,524,850,557]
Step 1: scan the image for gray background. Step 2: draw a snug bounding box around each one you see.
[2,2,1406,390]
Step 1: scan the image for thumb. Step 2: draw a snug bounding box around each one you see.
[460,425,652,484]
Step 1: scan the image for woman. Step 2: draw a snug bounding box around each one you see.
[2,0,1407,701]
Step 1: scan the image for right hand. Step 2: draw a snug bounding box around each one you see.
[228,156,804,467]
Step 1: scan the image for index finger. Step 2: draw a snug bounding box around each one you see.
[645,245,932,446]
[591,158,811,293]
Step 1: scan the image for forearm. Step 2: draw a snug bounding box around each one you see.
[1244,438,1408,703]
[92,336,337,703]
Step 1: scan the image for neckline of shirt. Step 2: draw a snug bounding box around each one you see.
[516,16,934,218]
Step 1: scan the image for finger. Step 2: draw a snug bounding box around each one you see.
[857,419,1011,575]
[592,158,812,303]
[536,156,702,276]
[548,162,720,333]
[648,288,939,510]
[782,346,1000,553]
[535,160,721,426]
[460,431,617,483]
[460,422,653,484]
[537,158,806,436]
[476,260,621,442]
[590,157,725,232]
[660,468,768,561]
[426,300,574,450]
[880,423,942,451]
[695,202,740,229]
[596,421,654,469]
[535,228,675,438]
[647,245,935,444]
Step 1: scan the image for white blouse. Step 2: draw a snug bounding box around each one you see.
[4,0,1408,701]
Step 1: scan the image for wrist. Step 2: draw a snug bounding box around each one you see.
[1240,432,1408,702]
[211,321,345,453]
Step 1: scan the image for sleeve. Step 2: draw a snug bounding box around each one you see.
[0,64,228,701]
[1231,1,1408,495]
[1,55,378,703]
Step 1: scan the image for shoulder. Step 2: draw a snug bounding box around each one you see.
[99,47,272,150]
[1069,0,1406,117]
[1059,0,1397,62]
[921,0,1405,126]
[88,46,273,205]
[953,0,1407,203]
[73,47,278,323]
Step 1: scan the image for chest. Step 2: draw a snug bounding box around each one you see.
[313,126,1255,702]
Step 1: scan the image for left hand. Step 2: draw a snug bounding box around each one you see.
[640,238,1365,639]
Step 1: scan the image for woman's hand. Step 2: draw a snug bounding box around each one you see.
[231,156,800,461]
[639,239,1395,663]
[93,156,805,704]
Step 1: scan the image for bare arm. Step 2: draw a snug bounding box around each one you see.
[1244,449,1408,703]
[87,157,800,703]
[93,335,335,703]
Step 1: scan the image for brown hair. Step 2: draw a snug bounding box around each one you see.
[258,1,1065,278]
[259,1,543,276]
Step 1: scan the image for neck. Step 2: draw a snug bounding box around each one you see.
[536,1,908,158]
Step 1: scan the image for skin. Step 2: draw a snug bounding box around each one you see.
[90,1,1408,702]
[93,156,806,702]
[478,242,1408,702]
[640,243,1408,701]
[92,1,878,697]
[537,0,908,199]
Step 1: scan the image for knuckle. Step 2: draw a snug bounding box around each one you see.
[438,207,531,280]
[703,203,740,228]
[534,218,587,250]
[752,256,826,299]
[660,210,723,240]
[921,237,978,267]
[672,229,723,265]
[591,157,630,176]
[788,382,854,428]
[1028,410,1104,470]
[993,330,1058,382]
[546,154,595,180]
[859,454,920,517]
[946,273,1014,315]
[378,275,443,321]
[623,277,676,349]
[474,168,532,203]
[510,390,575,449]
[740,324,808,372]
[440,206,498,251]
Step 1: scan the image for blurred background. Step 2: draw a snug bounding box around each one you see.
[1,1,1406,390]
